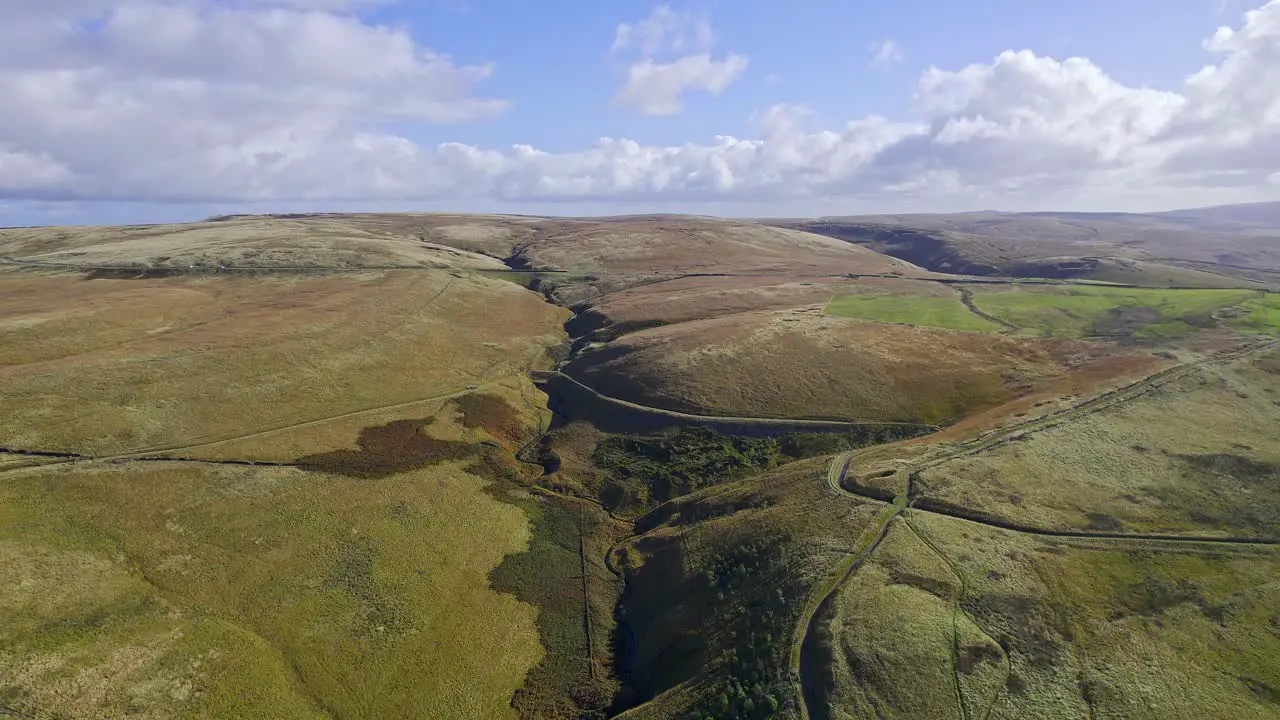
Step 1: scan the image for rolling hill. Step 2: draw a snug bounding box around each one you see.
[762,203,1280,287]
[2,207,1279,720]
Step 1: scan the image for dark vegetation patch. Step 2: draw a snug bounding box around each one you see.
[1241,678,1280,705]
[1156,453,1280,537]
[592,427,892,514]
[488,487,621,720]
[32,594,162,645]
[1112,576,1234,625]
[608,527,809,719]
[82,267,187,280]
[1178,453,1280,484]
[1090,306,1161,336]
[296,419,477,479]
[589,319,671,343]
[297,396,529,479]
[1084,512,1125,532]
[610,540,708,713]
[960,594,1071,670]
[1119,578,1203,617]
[456,393,527,446]
[640,494,777,532]
[956,643,1004,675]
[464,448,524,483]
[885,570,957,600]
[681,535,805,720]
[593,428,776,508]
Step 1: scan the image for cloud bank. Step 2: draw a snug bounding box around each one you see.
[1,0,1279,212]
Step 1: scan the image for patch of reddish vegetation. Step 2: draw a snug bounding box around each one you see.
[456,394,529,448]
[296,419,475,479]
[924,351,1170,443]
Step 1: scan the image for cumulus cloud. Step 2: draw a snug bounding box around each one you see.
[611,5,748,116]
[1,0,1279,211]
[0,0,506,201]
[616,54,749,116]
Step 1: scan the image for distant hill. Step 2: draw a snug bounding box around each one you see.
[1156,200,1280,227]
[762,203,1280,287]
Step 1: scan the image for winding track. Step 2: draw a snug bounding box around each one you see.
[6,252,1279,719]
[794,337,1280,720]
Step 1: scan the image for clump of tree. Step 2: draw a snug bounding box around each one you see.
[593,426,920,512]
[682,535,806,720]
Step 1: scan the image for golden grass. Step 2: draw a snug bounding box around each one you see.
[0,270,568,456]
[903,512,1280,720]
[822,520,968,718]
[0,265,574,718]
[918,350,1280,535]
[521,219,926,276]
[586,276,948,328]
[0,457,542,720]
[0,215,521,269]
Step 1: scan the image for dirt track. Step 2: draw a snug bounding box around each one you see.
[793,338,1280,720]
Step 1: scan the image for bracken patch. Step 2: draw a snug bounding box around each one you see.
[296,419,476,478]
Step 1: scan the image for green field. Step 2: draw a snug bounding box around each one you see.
[971,285,1259,339]
[825,293,1003,332]
[1226,292,1280,334]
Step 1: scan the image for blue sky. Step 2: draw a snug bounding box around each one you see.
[0,0,1277,226]
[385,0,1230,148]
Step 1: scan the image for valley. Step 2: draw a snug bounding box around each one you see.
[2,207,1278,720]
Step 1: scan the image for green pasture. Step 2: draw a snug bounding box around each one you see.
[824,293,1002,333]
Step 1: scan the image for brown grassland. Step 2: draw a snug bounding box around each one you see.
[579,275,951,329]
[0,268,568,456]
[0,260,582,719]
[515,218,927,277]
[564,308,1129,425]
[0,215,527,269]
[4,211,1280,720]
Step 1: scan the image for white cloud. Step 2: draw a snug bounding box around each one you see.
[870,39,903,66]
[1,1,1280,213]
[615,54,749,116]
[611,5,747,116]
[611,4,714,57]
[0,0,505,201]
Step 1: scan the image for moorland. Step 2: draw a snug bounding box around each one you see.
[1,203,1278,720]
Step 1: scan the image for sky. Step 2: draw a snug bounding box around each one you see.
[0,0,1278,226]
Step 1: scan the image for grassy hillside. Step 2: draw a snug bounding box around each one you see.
[816,513,1280,720]
[4,210,1279,720]
[0,214,540,269]
[915,346,1280,537]
[0,260,582,719]
[511,217,925,277]
[1,417,543,719]
[0,269,567,456]
[563,308,1121,426]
